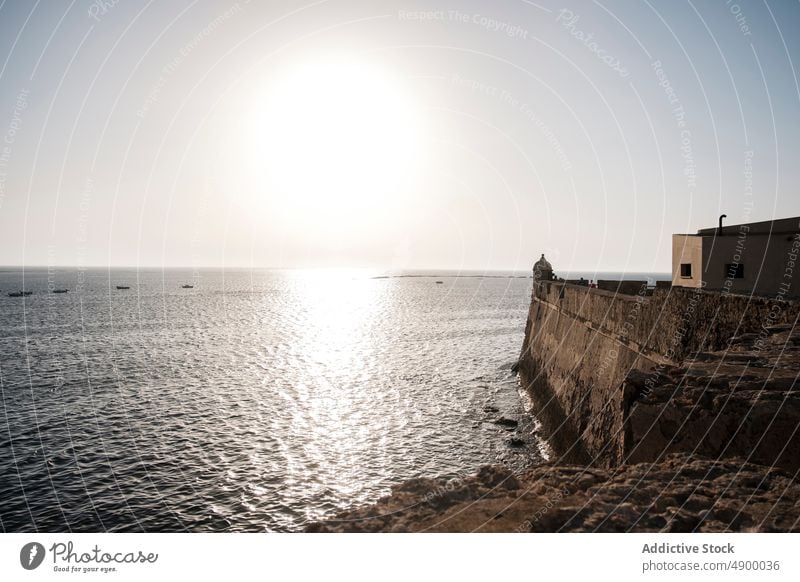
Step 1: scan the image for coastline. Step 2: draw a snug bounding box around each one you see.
[306,455,799,532]
[310,281,800,532]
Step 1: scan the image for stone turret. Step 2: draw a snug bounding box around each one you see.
[533,253,553,282]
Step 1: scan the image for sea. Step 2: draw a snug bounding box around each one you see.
[0,267,669,532]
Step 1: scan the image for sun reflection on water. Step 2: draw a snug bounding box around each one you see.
[291,268,384,367]
[0,268,539,532]
[282,269,393,517]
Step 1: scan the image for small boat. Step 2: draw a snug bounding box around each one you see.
[23,291,32,295]
[435,281,444,284]
[116,286,131,290]
[181,284,194,289]
[7,291,23,297]
[52,289,69,294]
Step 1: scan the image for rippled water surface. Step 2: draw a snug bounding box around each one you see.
[0,268,541,532]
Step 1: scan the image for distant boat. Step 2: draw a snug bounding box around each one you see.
[181,284,194,289]
[7,291,32,297]
[52,289,69,294]
[116,286,130,290]
[435,281,444,284]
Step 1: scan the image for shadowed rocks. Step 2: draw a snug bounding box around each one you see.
[623,325,800,472]
[306,455,800,532]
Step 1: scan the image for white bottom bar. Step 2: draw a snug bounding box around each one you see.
[1,533,798,581]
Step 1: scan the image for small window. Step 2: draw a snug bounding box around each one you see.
[725,263,744,279]
[680,263,692,278]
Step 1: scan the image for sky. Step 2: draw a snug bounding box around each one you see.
[0,0,798,272]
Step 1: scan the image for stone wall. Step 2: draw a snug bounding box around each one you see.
[595,279,648,294]
[518,280,800,468]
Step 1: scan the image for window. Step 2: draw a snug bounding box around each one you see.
[680,263,692,278]
[725,263,744,279]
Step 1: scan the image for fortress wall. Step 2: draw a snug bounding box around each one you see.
[519,281,800,467]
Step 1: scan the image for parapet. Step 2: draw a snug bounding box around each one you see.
[596,280,649,295]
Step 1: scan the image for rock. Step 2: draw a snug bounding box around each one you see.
[507,437,526,448]
[492,417,518,428]
[625,328,800,472]
[306,454,800,532]
[308,288,800,534]
[477,465,519,490]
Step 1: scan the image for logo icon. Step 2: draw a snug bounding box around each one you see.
[20,542,46,570]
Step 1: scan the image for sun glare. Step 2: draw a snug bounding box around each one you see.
[241,59,424,224]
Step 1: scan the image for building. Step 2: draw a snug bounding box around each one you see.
[672,215,800,297]
[533,253,554,282]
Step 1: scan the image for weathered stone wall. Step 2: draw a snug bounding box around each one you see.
[519,282,657,466]
[643,285,800,361]
[518,281,800,468]
[595,280,648,294]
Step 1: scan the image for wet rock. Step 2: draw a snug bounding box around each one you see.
[492,417,518,428]
[507,437,526,448]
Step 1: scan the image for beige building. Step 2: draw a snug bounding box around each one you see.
[672,215,800,297]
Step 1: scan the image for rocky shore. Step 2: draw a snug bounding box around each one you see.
[623,323,800,471]
[307,454,800,532]
[309,284,800,532]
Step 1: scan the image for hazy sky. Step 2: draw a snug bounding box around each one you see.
[0,0,798,272]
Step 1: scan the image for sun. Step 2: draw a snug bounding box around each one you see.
[240,58,424,223]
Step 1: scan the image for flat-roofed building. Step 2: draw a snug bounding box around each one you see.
[672,215,800,297]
